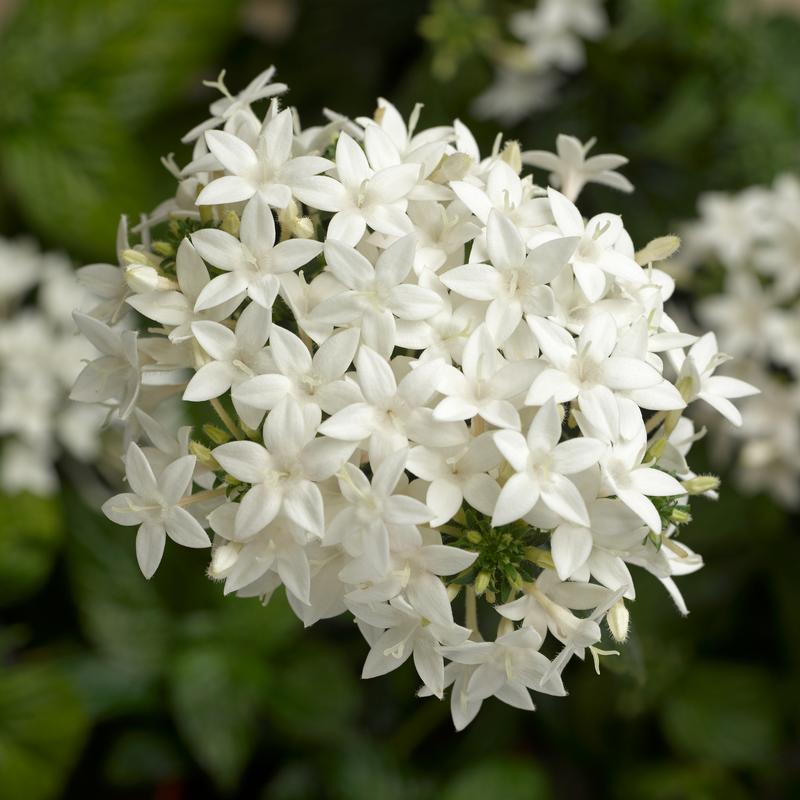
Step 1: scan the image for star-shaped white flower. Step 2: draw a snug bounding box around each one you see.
[319,346,465,465]
[126,239,240,341]
[213,396,355,539]
[191,196,322,310]
[434,324,538,431]
[102,443,210,578]
[492,398,606,526]
[303,132,420,245]
[310,235,443,357]
[195,108,334,208]
[441,209,578,342]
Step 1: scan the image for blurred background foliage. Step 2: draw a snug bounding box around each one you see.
[1,0,799,797]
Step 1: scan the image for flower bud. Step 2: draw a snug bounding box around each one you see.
[429,152,472,183]
[607,599,629,643]
[221,210,240,238]
[446,583,461,602]
[152,240,176,258]
[203,423,231,445]
[670,507,692,525]
[500,140,522,174]
[278,200,315,240]
[474,570,491,596]
[125,264,174,293]
[466,529,482,545]
[209,543,239,578]
[681,475,720,495]
[497,617,515,638]
[635,234,681,265]
[189,441,220,472]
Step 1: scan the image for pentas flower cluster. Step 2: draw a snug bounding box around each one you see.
[474,0,608,123]
[71,68,755,730]
[674,176,799,508]
[0,238,104,495]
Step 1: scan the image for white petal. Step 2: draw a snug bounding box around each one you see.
[492,472,539,526]
[283,480,325,536]
[213,441,272,483]
[164,506,211,548]
[136,523,166,579]
[205,130,258,177]
[551,524,593,581]
[539,473,590,526]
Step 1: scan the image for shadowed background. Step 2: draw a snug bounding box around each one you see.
[1,1,799,798]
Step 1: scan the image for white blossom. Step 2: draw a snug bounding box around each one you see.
[69,69,759,732]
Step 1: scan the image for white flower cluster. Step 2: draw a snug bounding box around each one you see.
[475,0,608,123]
[71,68,755,730]
[0,238,104,495]
[677,175,799,508]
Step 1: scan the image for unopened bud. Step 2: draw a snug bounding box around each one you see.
[189,441,220,471]
[635,235,681,265]
[607,599,630,643]
[198,202,215,224]
[474,570,491,596]
[239,420,261,441]
[670,508,692,525]
[203,424,231,445]
[221,210,240,238]
[429,152,472,183]
[681,475,720,495]
[466,529,482,545]
[278,200,315,240]
[152,240,176,258]
[209,543,239,577]
[500,140,522,174]
[497,617,514,638]
[525,546,555,570]
[446,583,462,602]
[125,264,175,293]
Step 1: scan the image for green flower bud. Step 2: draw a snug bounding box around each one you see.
[203,424,231,445]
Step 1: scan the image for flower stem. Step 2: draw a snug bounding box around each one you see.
[178,486,227,507]
[210,397,243,440]
[465,586,480,640]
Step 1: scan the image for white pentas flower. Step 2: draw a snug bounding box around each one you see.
[0,239,105,496]
[472,0,608,124]
[103,443,211,578]
[72,69,756,731]
[523,134,633,202]
[191,195,322,310]
[195,107,333,208]
[676,176,794,508]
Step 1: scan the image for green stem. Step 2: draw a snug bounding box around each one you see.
[210,397,243,440]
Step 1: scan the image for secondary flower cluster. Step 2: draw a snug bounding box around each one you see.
[675,175,799,508]
[473,0,608,123]
[71,67,755,729]
[0,238,104,495]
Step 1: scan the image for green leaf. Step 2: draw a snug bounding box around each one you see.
[331,743,433,800]
[0,0,242,257]
[0,492,63,607]
[442,757,552,800]
[168,643,271,793]
[0,0,242,127]
[263,642,359,743]
[104,730,185,788]
[660,663,781,768]
[1,92,157,259]
[0,659,89,800]
[65,495,172,677]
[617,762,749,800]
